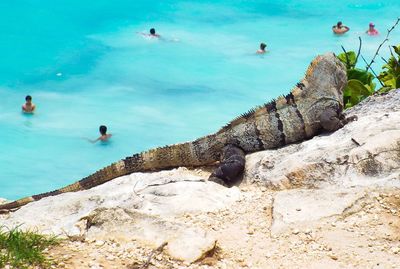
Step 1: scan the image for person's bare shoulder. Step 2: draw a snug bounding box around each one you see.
[99,134,112,141]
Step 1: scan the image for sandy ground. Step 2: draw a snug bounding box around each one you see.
[45,183,400,269]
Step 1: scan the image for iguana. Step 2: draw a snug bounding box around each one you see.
[0,52,356,213]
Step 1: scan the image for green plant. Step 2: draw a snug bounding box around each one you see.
[337,18,400,107]
[337,51,376,108]
[0,226,60,269]
[337,51,357,69]
[377,45,400,93]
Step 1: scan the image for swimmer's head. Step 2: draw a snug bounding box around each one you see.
[369,22,375,28]
[25,95,32,102]
[260,43,267,50]
[337,21,343,28]
[150,28,156,35]
[99,125,107,135]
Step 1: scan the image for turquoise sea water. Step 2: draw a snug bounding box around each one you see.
[0,0,399,199]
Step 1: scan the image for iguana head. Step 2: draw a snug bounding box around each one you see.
[300,52,347,109]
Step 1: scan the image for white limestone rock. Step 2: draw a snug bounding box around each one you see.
[82,207,216,262]
[244,89,400,189]
[271,188,366,234]
[0,169,239,262]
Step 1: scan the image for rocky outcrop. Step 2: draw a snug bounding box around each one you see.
[0,90,399,268]
[0,170,240,263]
[244,89,400,189]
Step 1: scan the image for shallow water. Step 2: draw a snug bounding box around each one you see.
[1,0,400,199]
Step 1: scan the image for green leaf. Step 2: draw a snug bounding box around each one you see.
[364,82,376,94]
[377,86,393,93]
[396,76,400,88]
[343,79,372,108]
[337,51,357,69]
[393,45,400,56]
[379,71,397,89]
[347,68,374,85]
[345,79,371,96]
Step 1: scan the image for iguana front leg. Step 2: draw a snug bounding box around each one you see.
[208,144,245,187]
[320,107,357,132]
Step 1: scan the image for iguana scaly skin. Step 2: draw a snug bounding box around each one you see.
[0,52,354,212]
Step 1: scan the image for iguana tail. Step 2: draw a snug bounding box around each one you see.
[0,133,224,212]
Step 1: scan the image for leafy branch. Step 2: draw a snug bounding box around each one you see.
[337,17,400,108]
[360,55,383,87]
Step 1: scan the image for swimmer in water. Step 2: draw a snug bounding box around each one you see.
[332,21,350,34]
[138,28,160,38]
[366,22,379,36]
[137,28,181,42]
[89,125,112,143]
[256,43,267,54]
[149,28,160,37]
[22,95,36,113]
